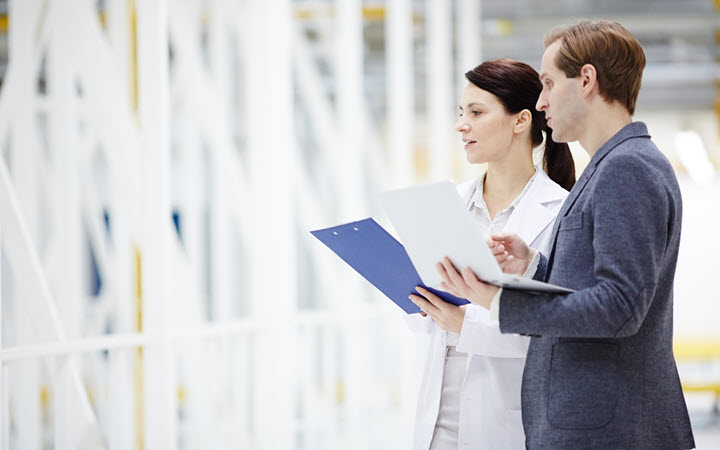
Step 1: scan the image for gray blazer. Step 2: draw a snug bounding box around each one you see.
[499,122,695,449]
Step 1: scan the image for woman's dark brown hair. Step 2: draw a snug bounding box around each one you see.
[465,59,576,191]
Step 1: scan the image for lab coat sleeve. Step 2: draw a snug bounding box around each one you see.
[456,304,529,358]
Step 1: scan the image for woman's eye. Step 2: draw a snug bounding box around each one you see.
[472,111,481,116]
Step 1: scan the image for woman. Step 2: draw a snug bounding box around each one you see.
[405,59,576,450]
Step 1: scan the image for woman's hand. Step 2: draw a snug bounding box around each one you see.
[409,286,467,334]
[487,232,536,275]
[435,257,499,310]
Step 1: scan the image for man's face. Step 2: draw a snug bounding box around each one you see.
[536,40,585,143]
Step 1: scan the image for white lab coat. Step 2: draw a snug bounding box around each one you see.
[407,168,568,450]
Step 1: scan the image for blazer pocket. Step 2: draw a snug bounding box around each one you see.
[558,212,583,231]
[547,342,618,430]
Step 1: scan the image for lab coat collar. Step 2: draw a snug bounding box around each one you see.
[504,167,567,246]
[459,166,567,246]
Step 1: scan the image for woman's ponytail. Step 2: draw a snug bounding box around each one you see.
[542,127,576,191]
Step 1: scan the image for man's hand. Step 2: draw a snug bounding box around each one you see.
[409,286,467,333]
[435,257,499,310]
[487,232,536,275]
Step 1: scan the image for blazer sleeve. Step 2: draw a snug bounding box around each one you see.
[499,154,672,338]
[533,252,548,282]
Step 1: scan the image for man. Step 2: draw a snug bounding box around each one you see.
[436,20,695,449]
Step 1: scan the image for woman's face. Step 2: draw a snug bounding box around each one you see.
[455,83,517,165]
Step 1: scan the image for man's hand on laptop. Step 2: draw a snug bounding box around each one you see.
[435,257,499,310]
[487,233,535,275]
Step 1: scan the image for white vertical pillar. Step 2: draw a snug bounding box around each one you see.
[386,0,419,443]
[49,0,82,344]
[1,364,7,450]
[386,0,414,186]
[105,0,131,93]
[208,2,231,117]
[208,1,232,323]
[8,0,42,448]
[53,358,72,450]
[245,0,296,448]
[426,0,453,181]
[136,0,176,448]
[456,0,483,181]
[0,231,5,450]
[104,3,137,443]
[107,352,133,450]
[8,0,40,239]
[335,0,366,215]
[334,3,371,449]
[456,0,482,96]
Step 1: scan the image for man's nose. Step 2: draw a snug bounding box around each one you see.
[536,93,547,111]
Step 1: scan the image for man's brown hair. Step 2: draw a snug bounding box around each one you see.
[545,20,646,115]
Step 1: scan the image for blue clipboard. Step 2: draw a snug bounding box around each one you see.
[310,218,469,313]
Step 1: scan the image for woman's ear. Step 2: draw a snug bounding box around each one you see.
[513,109,532,134]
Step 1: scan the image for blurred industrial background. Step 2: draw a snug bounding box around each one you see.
[0,0,718,449]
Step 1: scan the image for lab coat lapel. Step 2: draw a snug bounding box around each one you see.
[504,169,566,247]
[457,176,480,208]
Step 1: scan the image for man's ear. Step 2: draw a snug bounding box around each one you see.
[513,109,532,134]
[580,64,598,96]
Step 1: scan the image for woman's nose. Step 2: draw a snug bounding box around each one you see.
[455,119,469,132]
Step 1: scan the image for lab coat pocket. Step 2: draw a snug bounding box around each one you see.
[547,342,618,430]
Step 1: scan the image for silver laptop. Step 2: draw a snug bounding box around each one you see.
[379,181,573,294]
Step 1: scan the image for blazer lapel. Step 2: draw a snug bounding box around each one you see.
[544,122,652,276]
[544,163,597,276]
[550,163,597,236]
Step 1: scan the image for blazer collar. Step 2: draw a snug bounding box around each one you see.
[588,121,650,170]
[553,121,651,226]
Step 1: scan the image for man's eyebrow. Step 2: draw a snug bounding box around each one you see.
[539,72,549,81]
